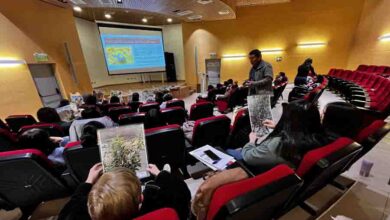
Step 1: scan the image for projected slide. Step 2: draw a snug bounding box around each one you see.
[100,33,166,75]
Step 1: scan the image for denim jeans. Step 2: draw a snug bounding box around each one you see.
[226,148,243,160]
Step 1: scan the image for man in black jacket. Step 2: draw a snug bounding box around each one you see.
[58,163,191,220]
[295,58,316,85]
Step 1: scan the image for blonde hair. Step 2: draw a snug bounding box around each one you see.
[88,168,142,220]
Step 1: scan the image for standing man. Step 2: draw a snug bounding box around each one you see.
[245,49,274,95]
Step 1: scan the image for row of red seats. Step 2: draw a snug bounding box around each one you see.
[356,64,390,75]
[328,68,390,117]
[0,119,388,219]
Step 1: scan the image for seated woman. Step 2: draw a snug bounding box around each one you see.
[228,100,329,171]
[322,102,364,140]
[18,128,68,166]
[159,93,175,109]
[128,92,142,112]
[58,163,191,220]
[109,95,120,104]
[80,121,105,148]
[37,107,71,135]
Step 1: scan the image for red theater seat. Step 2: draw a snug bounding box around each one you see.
[166,99,185,109]
[108,106,132,123]
[0,149,69,210]
[100,103,123,115]
[0,128,18,152]
[189,102,214,121]
[356,65,369,72]
[0,119,9,131]
[128,101,142,112]
[5,115,37,132]
[19,123,65,137]
[139,102,160,113]
[134,208,179,220]
[191,115,231,149]
[207,164,302,220]
[118,112,146,125]
[63,142,101,183]
[160,107,186,126]
[145,125,187,172]
[227,108,251,149]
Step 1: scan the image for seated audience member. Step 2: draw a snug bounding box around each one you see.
[109,95,121,104]
[70,107,114,141]
[206,85,217,102]
[37,107,71,133]
[155,91,164,104]
[80,121,105,148]
[144,109,166,129]
[227,100,329,170]
[84,95,97,106]
[160,93,175,109]
[18,128,68,165]
[95,91,105,104]
[322,102,364,140]
[58,163,191,220]
[129,92,142,111]
[274,72,288,88]
[58,99,70,108]
[295,58,316,86]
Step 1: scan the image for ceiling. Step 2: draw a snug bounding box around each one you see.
[44,0,291,25]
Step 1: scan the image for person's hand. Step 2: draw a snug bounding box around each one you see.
[249,132,258,144]
[147,164,161,176]
[86,163,103,184]
[50,136,64,144]
[262,119,276,129]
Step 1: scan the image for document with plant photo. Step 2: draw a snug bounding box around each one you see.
[247,94,273,137]
[97,124,150,179]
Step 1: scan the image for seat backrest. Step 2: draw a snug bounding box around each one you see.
[145,125,186,169]
[63,144,101,183]
[295,138,361,201]
[100,103,123,115]
[375,66,387,74]
[118,112,146,125]
[207,164,302,220]
[0,119,9,130]
[366,65,377,73]
[0,149,69,209]
[134,208,179,220]
[5,115,37,132]
[192,115,231,148]
[108,106,132,123]
[160,107,186,126]
[139,102,160,113]
[354,120,389,156]
[189,102,214,121]
[0,129,17,152]
[356,65,368,72]
[166,99,185,109]
[229,108,251,149]
[19,123,65,137]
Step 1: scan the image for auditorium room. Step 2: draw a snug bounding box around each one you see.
[1,0,390,219]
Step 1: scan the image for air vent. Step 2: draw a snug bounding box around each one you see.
[188,15,203,20]
[98,0,115,4]
[70,0,86,4]
[176,10,193,16]
[197,0,213,4]
[218,10,230,15]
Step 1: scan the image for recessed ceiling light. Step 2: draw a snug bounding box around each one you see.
[218,10,230,15]
[142,18,148,23]
[105,13,112,19]
[73,6,82,12]
[167,18,173,23]
[197,0,213,5]
[117,0,123,3]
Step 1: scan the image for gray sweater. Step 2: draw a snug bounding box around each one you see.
[241,136,286,167]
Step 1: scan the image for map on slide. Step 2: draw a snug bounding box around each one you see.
[106,47,134,65]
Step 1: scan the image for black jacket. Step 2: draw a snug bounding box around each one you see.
[58,171,191,220]
[297,64,316,78]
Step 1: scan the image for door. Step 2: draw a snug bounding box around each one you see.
[28,64,63,108]
[206,59,221,86]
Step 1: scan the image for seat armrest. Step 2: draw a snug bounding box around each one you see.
[350,99,366,107]
[351,94,366,101]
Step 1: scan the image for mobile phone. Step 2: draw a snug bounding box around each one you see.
[204,150,221,162]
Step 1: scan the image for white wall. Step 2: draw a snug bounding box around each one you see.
[75,18,186,88]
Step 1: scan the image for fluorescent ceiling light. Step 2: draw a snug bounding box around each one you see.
[298,42,327,48]
[261,48,284,54]
[218,10,230,15]
[73,6,82,12]
[379,34,390,42]
[222,54,246,60]
[0,59,26,67]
